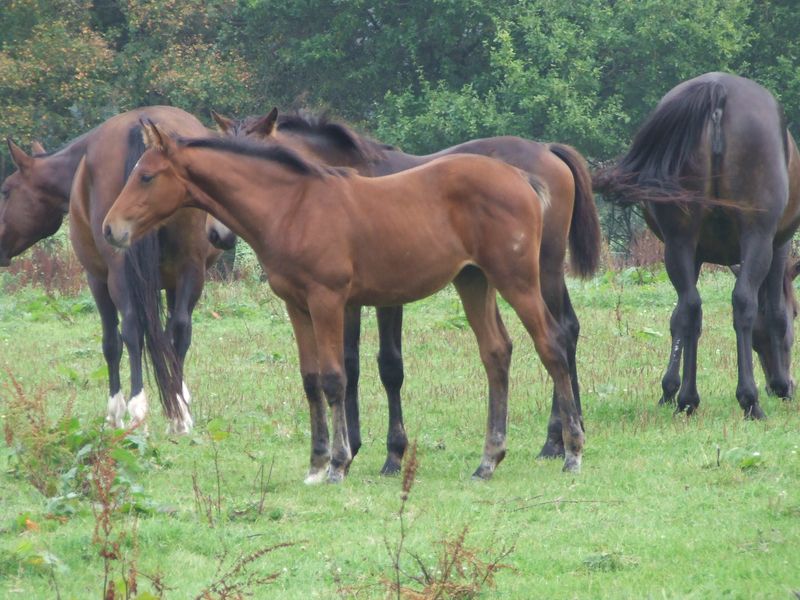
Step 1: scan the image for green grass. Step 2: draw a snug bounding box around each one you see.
[1,268,799,599]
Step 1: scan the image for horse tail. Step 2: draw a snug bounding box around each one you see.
[548,143,602,278]
[122,124,184,420]
[593,79,729,205]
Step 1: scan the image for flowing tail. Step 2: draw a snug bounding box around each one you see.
[548,143,602,278]
[593,80,729,205]
[122,124,184,420]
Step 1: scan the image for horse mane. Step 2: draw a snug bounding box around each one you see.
[180,136,351,178]
[276,110,387,162]
[594,79,730,205]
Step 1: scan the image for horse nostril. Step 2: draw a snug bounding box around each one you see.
[208,229,220,246]
[103,224,113,241]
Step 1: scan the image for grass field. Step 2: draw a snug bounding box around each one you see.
[1,266,799,599]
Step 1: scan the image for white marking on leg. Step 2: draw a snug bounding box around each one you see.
[304,468,329,485]
[167,386,193,435]
[563,449,582,473]
[127,390,148,434]
[106,391,126,428]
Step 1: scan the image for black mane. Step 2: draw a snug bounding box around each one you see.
[180,136,348,177]
[276,111,387,161]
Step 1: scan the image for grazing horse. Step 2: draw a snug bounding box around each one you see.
[0,107,219,431]
[103,122,586,482]
[594,72,800,418]
[210,109,601,473]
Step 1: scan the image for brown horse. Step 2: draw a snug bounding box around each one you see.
[1,107,219,431]
[210,109,601,473]
[103,122,585,482]
[595,72,800,418]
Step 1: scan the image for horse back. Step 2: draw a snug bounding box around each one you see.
[73,106,215,284]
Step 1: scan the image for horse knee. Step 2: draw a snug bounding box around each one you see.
[732,288,756,329]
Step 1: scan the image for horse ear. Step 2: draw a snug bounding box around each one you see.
[31,140,46,155]
[249,107,278,138]
[729,265,741,278]
[146,121,178,156]
[7,138,34,172]
[211,109,234,134]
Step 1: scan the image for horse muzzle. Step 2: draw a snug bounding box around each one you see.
[103,221,131,249]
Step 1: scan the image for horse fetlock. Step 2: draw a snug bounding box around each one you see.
[127,390,148,428]
[106,391,126,429]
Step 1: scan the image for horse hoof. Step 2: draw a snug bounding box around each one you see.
[658,394,676,406]
[537,441,565,459]
[471,465,494,480]
[327,468,346,484]
[380,459,401,476]
[745,404,766,420]
[304,468,328,485]
[562,453,582,473]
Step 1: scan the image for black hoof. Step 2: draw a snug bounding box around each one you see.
[380,458,401,476]
[744,404,766,420]
[658,394,677,406]
[471,465,494,480]
[537,440,565,459]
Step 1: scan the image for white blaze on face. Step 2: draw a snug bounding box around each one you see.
[106,391,126,428]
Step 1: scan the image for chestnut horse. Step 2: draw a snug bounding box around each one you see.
[1,107,219,431]
[595,72,800,418]
[210,109,601,473]
[104,122,585,482]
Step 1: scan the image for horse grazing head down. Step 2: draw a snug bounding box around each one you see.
[734,260,800,399]
[0,140,66,266]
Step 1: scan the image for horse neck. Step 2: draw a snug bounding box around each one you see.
[39,131,95,201]
[181,148,317,253]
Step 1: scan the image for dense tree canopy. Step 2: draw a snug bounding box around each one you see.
[1,0,798,173]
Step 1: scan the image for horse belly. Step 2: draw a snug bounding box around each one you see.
[350,245,469,306]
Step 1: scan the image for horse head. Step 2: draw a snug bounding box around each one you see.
[0,139,66,266]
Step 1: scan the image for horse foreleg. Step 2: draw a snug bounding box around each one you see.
[343,306,362,459]
[376,306,407,475]
[733,235,773,419]
[164,266,204,434]
[286,303,330,484]
[308,293,351,483]
[454,269,512,480]
[88,274,125,428]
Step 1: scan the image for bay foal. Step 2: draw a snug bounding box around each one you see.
[103,122,584,483]
[210,108,600,472]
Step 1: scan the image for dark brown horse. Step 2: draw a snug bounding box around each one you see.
[1,107,219,431]
[209,109,601,473]
[594,72,800,418]
[104,122,585,482]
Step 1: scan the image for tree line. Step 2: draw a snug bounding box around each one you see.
[1,0,798,245]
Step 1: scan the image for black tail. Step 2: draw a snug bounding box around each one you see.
[548,143,602,278]
[593,79,729,205]
[122,124,183,420]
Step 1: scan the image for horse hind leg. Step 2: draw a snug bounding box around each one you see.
[377,305,407,475]
[453,267,512,480]
[165,267,204,434]
[732,234,774,419]
[497,280,583,473]
[343,306,362,460]
[659,258,701,407]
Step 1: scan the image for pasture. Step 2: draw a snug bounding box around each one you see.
[1,262,798,598]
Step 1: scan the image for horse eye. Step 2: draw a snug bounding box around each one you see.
[140,173,155,183]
